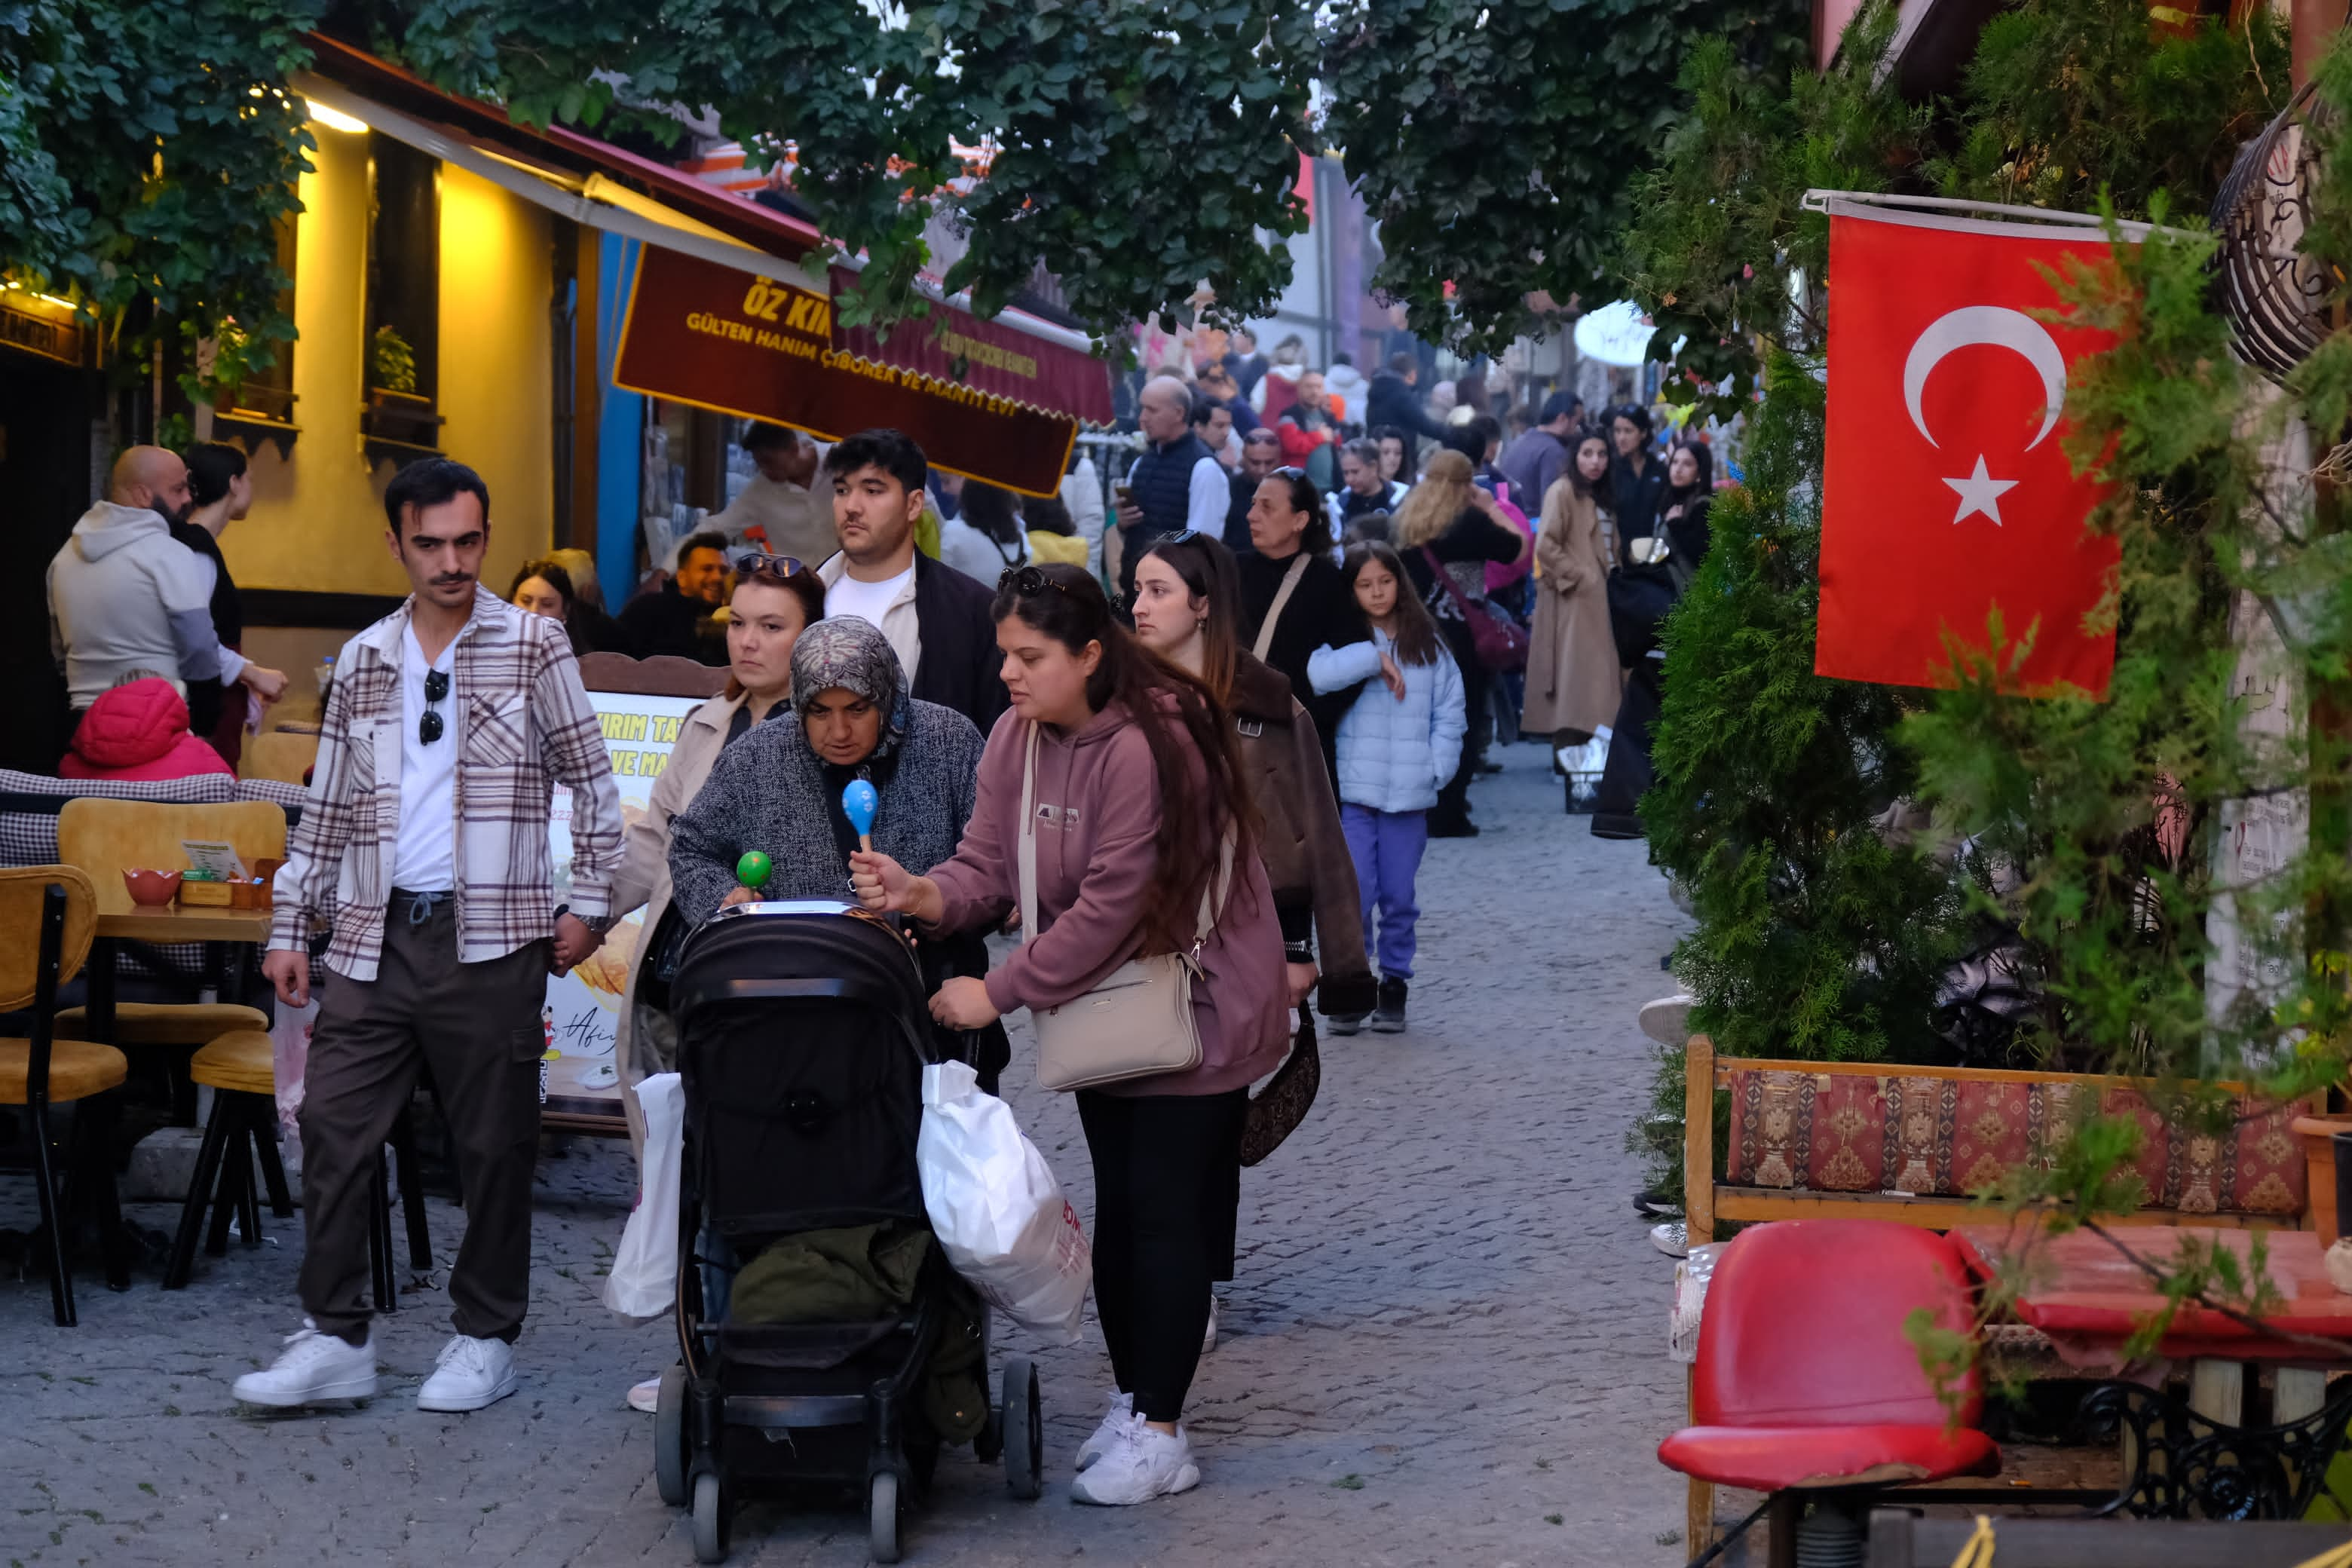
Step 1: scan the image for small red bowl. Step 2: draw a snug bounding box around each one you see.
[122,869,182,907]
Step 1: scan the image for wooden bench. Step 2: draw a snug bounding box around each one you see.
[1678,1034,2318,1554]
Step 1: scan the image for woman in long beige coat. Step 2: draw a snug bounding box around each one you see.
[1521,430,1622,744]
[609,560,825,1154]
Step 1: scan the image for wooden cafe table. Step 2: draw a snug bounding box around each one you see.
[1954,1223,2352,1517]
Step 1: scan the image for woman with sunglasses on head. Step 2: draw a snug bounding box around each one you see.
[1129,531,1375,1347]
[1239,469,1370,776]
[850,563,1291,1507]
[605,552,825,1412]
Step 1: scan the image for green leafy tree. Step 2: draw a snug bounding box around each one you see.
[1321,0,1810,357]
[375,0,1318,338]
[0,0,318,401]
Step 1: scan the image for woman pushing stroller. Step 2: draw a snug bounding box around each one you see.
[850,562,1291,1506]
[666,616,1003,1087]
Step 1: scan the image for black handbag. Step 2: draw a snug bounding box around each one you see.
[1239,1011,1320,1167]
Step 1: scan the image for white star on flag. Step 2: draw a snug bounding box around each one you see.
[1942,455,2018,525]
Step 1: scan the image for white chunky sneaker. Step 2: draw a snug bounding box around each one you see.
[1071,1419,1201,1505]
[232,1320,378,1407]
[418,1334,519,1412]
[1074,1391,1136,1471]
[626,1376,663,1413]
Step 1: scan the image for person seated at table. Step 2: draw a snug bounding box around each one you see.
[666,616,999,1084]
[60,673,234,782]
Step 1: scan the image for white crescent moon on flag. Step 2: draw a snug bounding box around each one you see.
[1901,305,2068,452]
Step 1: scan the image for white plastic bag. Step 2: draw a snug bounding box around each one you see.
[269,997,317,1134]
[917,1061,1091,1342]
[605,1073,684,1324]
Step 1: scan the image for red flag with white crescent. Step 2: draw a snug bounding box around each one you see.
[1815,201,2121,697]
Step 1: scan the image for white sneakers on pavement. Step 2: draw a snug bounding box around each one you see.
[1071,1418,1201,1505]
[418,1334,519,1412]
[232,1321,379,1407]
[627,1376,663,1413]
[1075,1391,1136,1471]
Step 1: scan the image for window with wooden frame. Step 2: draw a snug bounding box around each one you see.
[213,208,301,457]
[360,132,444,464]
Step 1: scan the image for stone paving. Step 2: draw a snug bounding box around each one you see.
[0,741,1695,1567]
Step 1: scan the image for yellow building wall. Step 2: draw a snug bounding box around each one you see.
[226,135,555,598]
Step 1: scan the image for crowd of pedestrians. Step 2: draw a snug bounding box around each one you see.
[35,326,1718,1521]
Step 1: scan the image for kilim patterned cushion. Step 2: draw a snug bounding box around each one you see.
[1720,1067,2305,1217]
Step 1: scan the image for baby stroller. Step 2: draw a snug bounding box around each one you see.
[649,900,1043,1563]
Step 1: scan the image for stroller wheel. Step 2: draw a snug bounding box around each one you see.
[691,1472,729,1564]
[1002,1355,1043,1502]
[654,1366,689,1508]
[868,1470,902,1564]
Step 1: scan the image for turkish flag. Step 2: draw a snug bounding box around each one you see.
[1815,204,2121,697]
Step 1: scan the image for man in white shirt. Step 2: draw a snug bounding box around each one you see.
[234,458,623,1416]
[815,429,1008,733]
[706,423,832,563]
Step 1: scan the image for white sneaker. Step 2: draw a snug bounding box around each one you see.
[627,1376,662,1413]
[417,1334,519,1412]
[1202,1297,1220,1355]
[1071,1419,1201,1505]
[232,1320,378,1407]
[1074,1391,1136,1471]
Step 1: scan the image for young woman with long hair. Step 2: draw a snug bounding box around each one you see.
[1522,431,1624,756]
[1388,449,1529,835]
[1130,532,1376,1347]
[1309,543,1465,1033]
[850,563,1291,1506]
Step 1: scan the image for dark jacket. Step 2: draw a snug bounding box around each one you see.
[1230,654,1375,1018]
[1237,548,1368,770]
[1226,470,1260,556]
[170,520,242,749]
[1367,370,1447,443]
[568,602,635,658]
[1129,431,1214,538]
[618,581,726,665]
[909,552,1011,735]
[1496,429,1572,516]
[1611,455,1669,568]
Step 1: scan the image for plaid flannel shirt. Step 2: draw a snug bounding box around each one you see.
[268,586,622,980]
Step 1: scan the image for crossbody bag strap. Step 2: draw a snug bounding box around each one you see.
[1187,831,1236,962]
[1251,553,1312,661]
[1015,721,1041,945]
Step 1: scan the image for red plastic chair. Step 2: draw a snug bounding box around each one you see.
[1658,1220,2000,1566]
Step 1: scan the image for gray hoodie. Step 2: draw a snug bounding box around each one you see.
[48,501,223,709]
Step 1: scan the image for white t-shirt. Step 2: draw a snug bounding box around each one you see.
[826,564,917,638]
[391,623,458,892]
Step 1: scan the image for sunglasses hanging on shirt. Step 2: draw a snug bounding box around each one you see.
[420,668,449,745]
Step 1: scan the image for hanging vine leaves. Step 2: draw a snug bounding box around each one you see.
[0,0,317,389]
[1321,0,1808,357]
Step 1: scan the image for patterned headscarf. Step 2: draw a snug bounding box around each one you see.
[789,616,913,761]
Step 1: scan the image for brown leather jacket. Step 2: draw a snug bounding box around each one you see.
[1230,652,1377,1017]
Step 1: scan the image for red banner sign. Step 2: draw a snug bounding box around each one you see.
[1815,204,2121,697]
[613,246,1082,497]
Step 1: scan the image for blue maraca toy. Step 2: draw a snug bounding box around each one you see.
[842,779,879,850]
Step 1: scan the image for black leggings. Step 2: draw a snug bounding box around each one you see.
[1076,1087,1248,1424]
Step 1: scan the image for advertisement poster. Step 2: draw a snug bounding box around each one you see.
[543,689,706,1127]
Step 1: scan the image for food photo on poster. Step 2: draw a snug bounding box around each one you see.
[545,688,708,1127]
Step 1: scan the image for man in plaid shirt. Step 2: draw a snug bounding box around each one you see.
[235,458,623,1413]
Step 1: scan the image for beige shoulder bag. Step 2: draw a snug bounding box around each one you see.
[1016,722,1230,1092]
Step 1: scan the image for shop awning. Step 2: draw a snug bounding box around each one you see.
[299,35,1110,492]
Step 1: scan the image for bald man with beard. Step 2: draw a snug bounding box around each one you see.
[48,446,243,716]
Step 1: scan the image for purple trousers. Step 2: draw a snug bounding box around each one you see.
[1341,803,1428,979]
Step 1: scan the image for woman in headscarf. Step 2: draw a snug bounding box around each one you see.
[666,617,997,1080]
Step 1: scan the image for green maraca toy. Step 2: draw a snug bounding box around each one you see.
[735,850,772,899]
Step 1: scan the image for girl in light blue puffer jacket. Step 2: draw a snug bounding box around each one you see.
[1306,542,1467,1034]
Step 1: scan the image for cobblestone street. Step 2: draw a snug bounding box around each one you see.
[2,743,1693,1568]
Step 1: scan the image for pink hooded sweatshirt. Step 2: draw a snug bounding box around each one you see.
[61,678,234,782]
[929,703,1291,1097]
